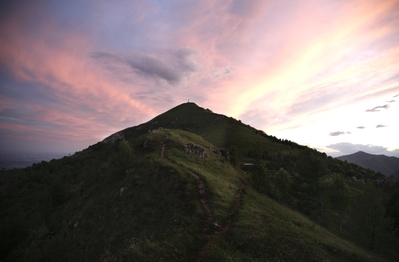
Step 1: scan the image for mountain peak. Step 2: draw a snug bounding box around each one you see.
[2,103,398,261]
[350,151,370,156]
[337,151,399,177]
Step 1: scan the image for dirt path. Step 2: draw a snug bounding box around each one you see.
[188,180,245,262]
[198,179,214,236]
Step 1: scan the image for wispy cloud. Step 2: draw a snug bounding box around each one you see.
[330,131,345,136]
[357,126,366,129]
[376,124,387,128]
[91,47,201,86]
[365,104,390,112]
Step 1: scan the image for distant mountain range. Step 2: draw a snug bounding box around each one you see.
[337,151,399,178]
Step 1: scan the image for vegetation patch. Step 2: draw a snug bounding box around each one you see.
[1,103,398,261]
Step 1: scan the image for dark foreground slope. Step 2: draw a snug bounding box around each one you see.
[337,151,399,178]
[1,103,398,261]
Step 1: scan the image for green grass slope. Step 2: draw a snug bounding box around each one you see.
[1,103,398,261]
[115,103,312,166]
[0,127,393,261]
[199,187,384,262]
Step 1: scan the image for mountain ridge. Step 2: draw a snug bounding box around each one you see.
[1,102,398,261]
[337,151,399,178]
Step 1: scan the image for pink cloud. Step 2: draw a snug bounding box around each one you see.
[1,0,399,153]
[0,7,159,147]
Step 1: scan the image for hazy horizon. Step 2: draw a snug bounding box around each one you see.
[0,151,69,170]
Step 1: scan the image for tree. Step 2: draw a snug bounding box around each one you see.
[298,152,328,222]
[252,140,263,162]
[386,189,399,237]
[324,174,350,233]
[229,145,238,167]
[353,184,395,250]
[112,139,135,176]
[274,168,292,203]
[251,140,264,187]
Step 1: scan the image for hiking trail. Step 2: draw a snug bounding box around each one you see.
[188,178,245,262]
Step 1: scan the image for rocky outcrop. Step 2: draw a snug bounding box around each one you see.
[102,132,124,143]
[210,148,229,160]
[350,176,365,184]
[184,143,205,158]
[374,178,398,187]
[350,176,398,187]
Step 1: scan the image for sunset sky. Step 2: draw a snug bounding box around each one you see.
[1,0,399,157]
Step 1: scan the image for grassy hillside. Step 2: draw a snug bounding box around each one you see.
[114,103,304,160]
[1,103,398,261]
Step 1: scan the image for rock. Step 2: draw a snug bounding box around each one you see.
[102,132,124,143]
[160,142,165,158]
[210,147,229,160]
[374,178,398,187]
[120,187,128,196]
[183,143,205,158]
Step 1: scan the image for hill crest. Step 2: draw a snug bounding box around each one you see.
[337,151,399,178]
[1,103,398,261]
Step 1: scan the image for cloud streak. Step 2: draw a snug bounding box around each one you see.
[91,47,201,85]
[330,131,345,136]
[365,104,390,112]
[1,0,399,155]
[329,130,352,136]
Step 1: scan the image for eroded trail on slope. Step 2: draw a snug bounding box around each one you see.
[198,179,213,236]
[188,179,245,262]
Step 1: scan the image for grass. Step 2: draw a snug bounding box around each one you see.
[139,128,246,227]
[199,187,385,262]
[121,102,302,164]
[126,128,389,261]
[1,103,397,261]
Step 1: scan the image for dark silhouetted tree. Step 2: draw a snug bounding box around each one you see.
[324,173,350,233]
[386,189,399,237]
[274,168,292,203]
[229,145,238,167]
[353,184,395,250]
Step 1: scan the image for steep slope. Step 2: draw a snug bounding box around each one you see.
[0,129,242,261]
[337,151,399,178]
[1,103,398,261]
[107,103,313,168]
[0,128,387,261]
